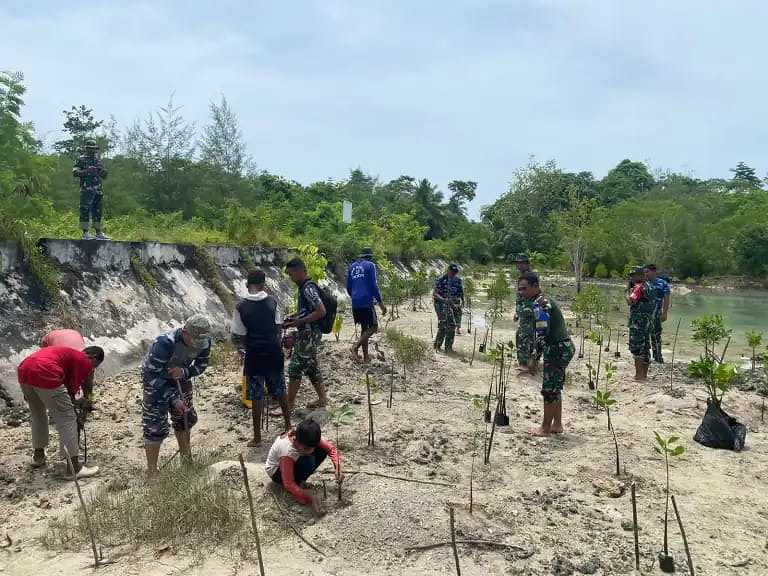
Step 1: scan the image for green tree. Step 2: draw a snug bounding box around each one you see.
[552,190,597,292]
[53,105,107,159]
[598,159,654,206]
[730,161,762,189]
[734,224,768,277]
[446,180,477,215]
[199,96,252,175]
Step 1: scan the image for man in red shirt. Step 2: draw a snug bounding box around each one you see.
[264,419,341,514]
[17,345,104,477]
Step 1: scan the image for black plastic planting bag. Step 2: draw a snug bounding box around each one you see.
[694,400,747,451]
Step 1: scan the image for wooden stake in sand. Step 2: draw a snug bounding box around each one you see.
[671,495,695,576]
[668,318,682,392]
[62,446,101,568]
[238,455,266,576]
[449,507,461,576]
[470,329,477,367]
[631,482,640,571]
[366,373,375,446]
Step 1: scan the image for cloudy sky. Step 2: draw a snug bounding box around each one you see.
[3,1,767,217]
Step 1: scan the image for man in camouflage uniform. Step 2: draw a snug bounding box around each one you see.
[626,267,655,381]
[517,272,574,437]
[142,315,211,480]
[283,258,328,412]
[644,264,671,363]
[432,264,463,353]
[72,139,108,240]
[512,254,538,371]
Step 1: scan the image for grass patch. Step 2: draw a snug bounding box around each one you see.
[42,457,249,555]
[0,214,61,303]
[190,245,235,312]
[384,328,431,369]
[129,254,156,289]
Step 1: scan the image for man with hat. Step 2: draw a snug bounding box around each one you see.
[142,315,212,479]
[346,248,387,363]
[626,267,655,381]
[433,264,464,353]
[512,253,538,372]
[72,138,108,240]
[644,264,671,363]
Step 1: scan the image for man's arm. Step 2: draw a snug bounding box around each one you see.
[98,160,107,179]
[231,307,247,347]
[72,157,85,178]
[661,293,671,320]
[346,267,353,297]
[369,263,383,305]
[142,337,175,381]
[278,457,313,505]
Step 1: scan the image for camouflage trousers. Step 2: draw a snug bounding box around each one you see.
[542,339,575,403]
[142,376,197,444]
[287,328,322,383]
[650,309,663,361]
[516,320,539,365]
[79,187,103,229]
[628,310,651,363]
[454,306,463,332]
[434,301,457,350]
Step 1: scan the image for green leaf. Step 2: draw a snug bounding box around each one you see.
[667,435,680,445]
[653,446,662,454]
[670,446,685,456]
[653,430,665,448]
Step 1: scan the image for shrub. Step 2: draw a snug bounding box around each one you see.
[594,263,609,278]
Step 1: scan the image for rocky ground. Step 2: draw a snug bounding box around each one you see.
[1,305,767,575]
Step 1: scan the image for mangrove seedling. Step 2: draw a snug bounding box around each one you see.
[366,374,375,446]
[329,404,355,449]
[493,343,509,426]
[668,318,682,392]
[332,314,343,342]
[691,314,731,360]
[614,328,621,358]
[604,328,612,353]
[745,330,763,375]
[578,328,585,359]
[654,431,685,573]
[687,357,737,410]
[595,390,620,476]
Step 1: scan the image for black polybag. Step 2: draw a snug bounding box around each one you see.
[693,400,747,451]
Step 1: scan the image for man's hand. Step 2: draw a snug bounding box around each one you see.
[86,165,99,175]
[283,318,298,329]
[172,398,188,415]
[379,303,387,316]
[167,367,185,380]
[310,495,324,516]
[661,311,668,322]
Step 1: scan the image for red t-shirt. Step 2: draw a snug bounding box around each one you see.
[41,329,85,350]
[17,346,93,396]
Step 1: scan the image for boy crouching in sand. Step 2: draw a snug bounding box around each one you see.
[265,419,341,513]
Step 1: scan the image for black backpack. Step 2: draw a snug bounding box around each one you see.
[316,285,338,334]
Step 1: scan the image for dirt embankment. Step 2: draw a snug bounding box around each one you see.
[0,304,766,576]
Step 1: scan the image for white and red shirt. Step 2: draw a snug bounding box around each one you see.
[265,433,340,505]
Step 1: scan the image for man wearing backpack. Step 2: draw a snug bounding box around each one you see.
[282,258,329,413]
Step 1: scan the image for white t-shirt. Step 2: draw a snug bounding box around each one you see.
[265,434,300,477]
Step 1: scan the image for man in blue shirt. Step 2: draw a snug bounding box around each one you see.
[433,264,464,353]
[644,264,671,363]
[347,248,387,362]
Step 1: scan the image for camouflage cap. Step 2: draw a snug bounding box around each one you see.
[84,138,98,149]
[184,314,211,348]
[511,253,530,263]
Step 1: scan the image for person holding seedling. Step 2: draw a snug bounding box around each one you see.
[518,272,575,437]
[644,263,671,363]
[142,315,211,480]
[627,267,655,381]
[265,418,341,514]
[347,247,387,363]
[433,264,464,353]
[231,269,291,446]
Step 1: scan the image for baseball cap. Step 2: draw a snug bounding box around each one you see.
[511,253,530,263]
[644,263,657,271]
[630,266,644,275]
[448,264,460,273]
[247,269,266,285]
[360,247,374,260]
[84,138,98,149]
[184,314,211,349]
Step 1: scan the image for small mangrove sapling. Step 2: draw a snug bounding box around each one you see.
[691,314,731,361]
[745,330,763,375]
[654,431,685,573]
[595,390,619,475]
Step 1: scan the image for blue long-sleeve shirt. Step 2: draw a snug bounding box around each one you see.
[346,259,383,309]
[141,328,211,403]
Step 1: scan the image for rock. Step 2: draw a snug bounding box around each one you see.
[577,557,600,574]
[552,554,575,576]
[5,419,20,428]
[592,478,625,498]
[621,519,635,531]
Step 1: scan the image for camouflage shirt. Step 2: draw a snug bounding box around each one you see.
[434,275,464,301]
[73,154,107,192]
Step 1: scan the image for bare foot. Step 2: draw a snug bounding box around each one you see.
[529,426,551,437]
[550,426,564,434]
[362,356,371,364]
[307,398,328,409]
[247,437,261,447]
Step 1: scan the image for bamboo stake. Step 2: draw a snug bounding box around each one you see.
[671,495,695,576]
[669,318,682,392]
[406,540,530,554]
[631,482,640,571]
[366,374,375,446]
[449,507,461,576]
[238,455,266,576]
[470,329,477,367]
[62,446,100,568]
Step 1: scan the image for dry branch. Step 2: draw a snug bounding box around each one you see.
[269,490,325,557]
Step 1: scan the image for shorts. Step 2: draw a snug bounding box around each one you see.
[287,328,321,382]
[352,306,378,331]
[541,339,575,403]
[247,368,286,401]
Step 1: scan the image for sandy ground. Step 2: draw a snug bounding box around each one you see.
[1,303,767,576]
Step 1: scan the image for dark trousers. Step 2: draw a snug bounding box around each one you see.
[272,447,328,485]
[650,309,663,361]
[79,188,103,229]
